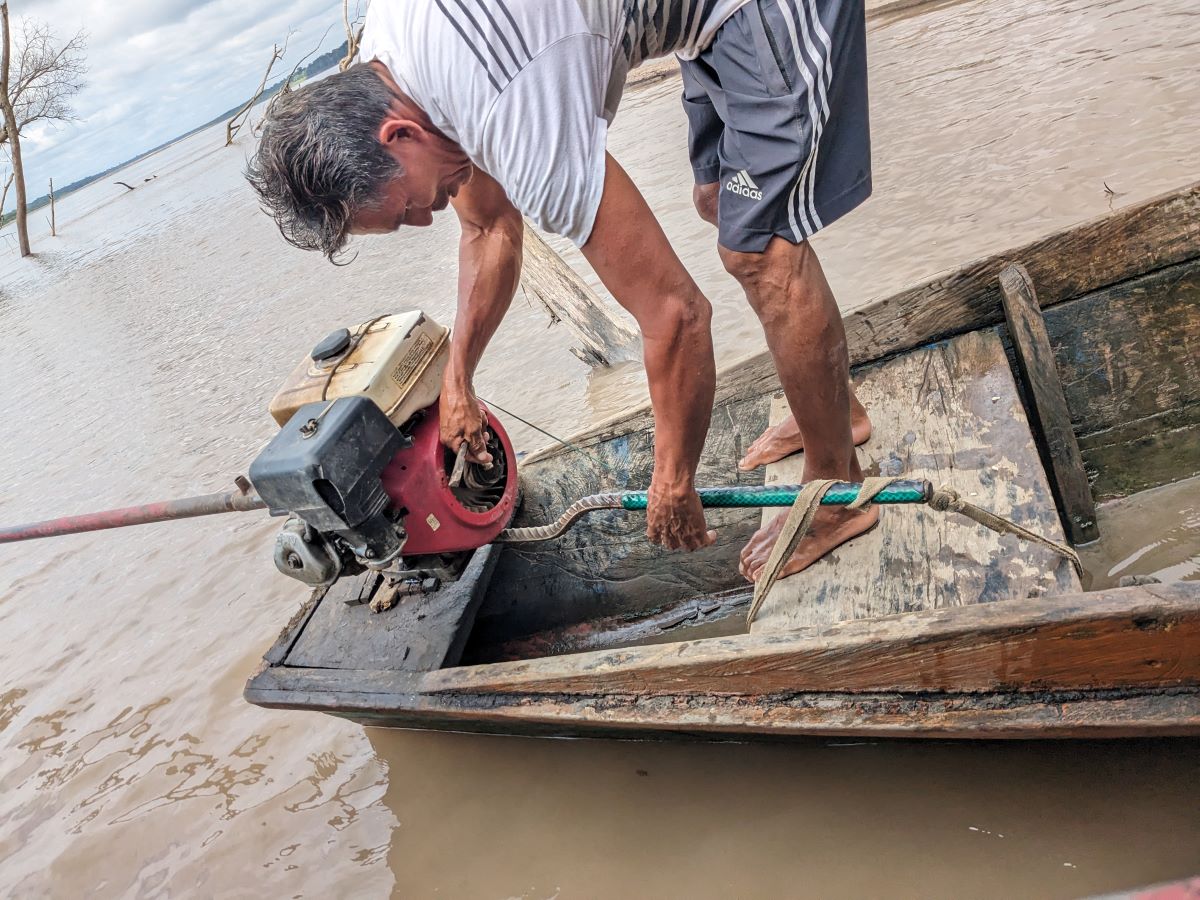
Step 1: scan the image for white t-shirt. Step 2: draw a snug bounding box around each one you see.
[360,0,749,246]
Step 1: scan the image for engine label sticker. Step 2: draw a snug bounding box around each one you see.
[391,333,433,388]
[426,513,441,532]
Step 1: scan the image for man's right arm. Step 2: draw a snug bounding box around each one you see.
[581,153,718,552]
[443,167,524,464]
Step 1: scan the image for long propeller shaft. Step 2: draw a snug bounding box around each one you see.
[0,481,266,544]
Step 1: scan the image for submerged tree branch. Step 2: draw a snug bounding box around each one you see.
[252,24,333,138]
[339,0,365,71]
[0,169,13,214]
[225,31,293,147]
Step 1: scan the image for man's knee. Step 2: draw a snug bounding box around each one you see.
[693,183,719,226]
[720,238,820,326]
[719,237,814,287]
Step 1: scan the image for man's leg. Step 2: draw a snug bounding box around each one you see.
[721,237,877,581]
[693,182,719,226]
[693,185,870,473]
[686,0,874,576]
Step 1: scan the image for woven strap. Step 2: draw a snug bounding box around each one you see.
[847,476,898,510]
[746,479,838,625]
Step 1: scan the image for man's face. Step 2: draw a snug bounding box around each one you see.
[352,160,472,233]
[350,104,473,235]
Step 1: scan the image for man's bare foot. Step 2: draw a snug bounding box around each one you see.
[738,504,880,582]
[738,408,872,471]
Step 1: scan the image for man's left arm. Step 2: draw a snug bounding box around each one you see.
[442,166,524,464]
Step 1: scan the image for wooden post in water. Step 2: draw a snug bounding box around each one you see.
[520,222,640,367]
[47,178,55,237]
[999,262,1099,544]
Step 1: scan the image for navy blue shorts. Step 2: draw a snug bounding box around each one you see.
[680,0,872,252]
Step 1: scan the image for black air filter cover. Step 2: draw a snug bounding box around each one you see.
[249,396,405,534]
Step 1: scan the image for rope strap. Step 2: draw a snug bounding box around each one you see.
[926,485,1083,578]
[746,476,1084,626]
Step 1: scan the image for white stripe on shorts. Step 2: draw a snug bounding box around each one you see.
[776,0,833,239]
[799,0,834,233]
[774,0,822,239]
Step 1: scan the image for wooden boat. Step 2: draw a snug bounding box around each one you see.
[245,182,1200,740]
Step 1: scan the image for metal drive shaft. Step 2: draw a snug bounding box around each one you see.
[0,481,266,544]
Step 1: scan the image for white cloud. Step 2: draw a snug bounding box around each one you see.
[4,0,347,192]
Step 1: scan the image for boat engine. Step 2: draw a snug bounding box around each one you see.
[248,312,517,589]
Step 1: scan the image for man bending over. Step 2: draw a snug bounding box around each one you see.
[247,0,875,581]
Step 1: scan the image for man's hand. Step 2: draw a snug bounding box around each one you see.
[580,155,719,554]
[646,480,718,551]
[439,382,493,465]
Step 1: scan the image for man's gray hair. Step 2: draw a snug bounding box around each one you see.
[245,64,401,263]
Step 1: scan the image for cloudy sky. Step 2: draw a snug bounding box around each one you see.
[8,0,352,193]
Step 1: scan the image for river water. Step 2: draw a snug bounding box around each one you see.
[1,0,1198,896]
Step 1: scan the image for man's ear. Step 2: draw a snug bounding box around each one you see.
[379,117,424,146]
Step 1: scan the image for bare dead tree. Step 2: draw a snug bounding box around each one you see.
[0,4,86,256]
[3,18,86,143]
[45,175,52,235]
[226,31,294,146]
[339,0,366,71]
[0,167,12,216]
[251,24,334,139]
[0,4,28,255]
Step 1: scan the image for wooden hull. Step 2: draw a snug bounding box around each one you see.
[246,182,1200,740]
[245,582,1200,739]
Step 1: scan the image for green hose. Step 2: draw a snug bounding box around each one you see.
[496,479,931,543]
[620,480,931,510]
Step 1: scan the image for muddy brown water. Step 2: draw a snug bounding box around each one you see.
[2,0,1199,896]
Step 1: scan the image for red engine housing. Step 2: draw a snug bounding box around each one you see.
[379,399,518,555]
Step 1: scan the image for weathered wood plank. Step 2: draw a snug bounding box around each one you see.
[422,584,1200,697]
[522,183,1200,461]
[751,330,1079,633]
[262,586,327,665]
[1041,257,1200,499]
[284,545,500,672]
[475,587,752,663]
[999,263,1099,542]
[245,666,1200,740]
[1078,422,1200,500]
[521,222,640,366]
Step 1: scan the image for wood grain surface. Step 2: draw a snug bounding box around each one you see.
[750,330,1080,634]
[420,583,1200,697]
[1040,258,1200,500]
[999,262,1098,543]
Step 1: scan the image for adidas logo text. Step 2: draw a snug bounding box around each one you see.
[725,169,762,200]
